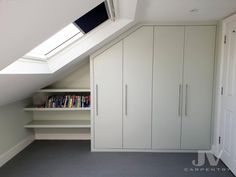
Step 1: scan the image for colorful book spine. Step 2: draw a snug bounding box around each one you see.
[42,94,90,108]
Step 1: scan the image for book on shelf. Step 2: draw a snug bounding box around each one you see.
[36,95,90,109]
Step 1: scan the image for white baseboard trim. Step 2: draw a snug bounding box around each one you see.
[0,135,34,167]
[211,144,218,156]
[91,148,211,153]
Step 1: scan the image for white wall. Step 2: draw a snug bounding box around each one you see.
[0,99,33,165]
[49,59,90,89]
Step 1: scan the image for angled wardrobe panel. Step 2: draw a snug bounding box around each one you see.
[93,41,123,149]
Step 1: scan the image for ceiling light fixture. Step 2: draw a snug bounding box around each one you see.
[189,8,199,13]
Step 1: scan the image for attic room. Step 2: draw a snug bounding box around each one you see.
[0,0,236,177]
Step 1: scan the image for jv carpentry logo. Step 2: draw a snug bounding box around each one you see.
[184,151,230,173]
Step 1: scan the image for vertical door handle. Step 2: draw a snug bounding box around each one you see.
[96,84,98,116]
[125,84,128,116]
[185,84,188,116]
[178,84,182,116]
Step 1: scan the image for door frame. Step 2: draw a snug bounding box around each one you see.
[213,13,236,157]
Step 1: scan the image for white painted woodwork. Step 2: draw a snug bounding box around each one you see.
[93,41,123,149]
[91,25,216,151]
[24,107,91,111]
[152,26,184,149]
[23,62,92,140]
[181,26,216,149]
[220,19,236,175]
[24,120,90,128]
[37,89,90,93]
[123,27,153,149]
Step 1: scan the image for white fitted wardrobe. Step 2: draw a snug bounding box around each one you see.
[90,25,216,151]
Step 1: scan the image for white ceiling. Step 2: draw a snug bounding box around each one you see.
[136,0,236,22]
[0,0,236,106]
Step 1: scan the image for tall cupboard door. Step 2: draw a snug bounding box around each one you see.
[123,26,153,149]
[93,41,123,149]
[181,26,216,149]
[152,26,185,149]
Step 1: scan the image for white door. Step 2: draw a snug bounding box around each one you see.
[181,26,216,149]
[123,26,153,149]
[152,26,184,149]
[93,41,123,149]
[220,20,236,175]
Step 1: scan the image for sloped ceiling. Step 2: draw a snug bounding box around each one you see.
[0,0,236,106]
[0,0,137,106]
[0,0,104,70]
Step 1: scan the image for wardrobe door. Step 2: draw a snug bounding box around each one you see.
[123,26,153,149]
[152,26,184,149]
[93,41,123,149]
[181,26,216,149]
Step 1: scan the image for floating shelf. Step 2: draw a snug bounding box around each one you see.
[24,120,91,129]
[37,89,90,93]
[24,107,91,111]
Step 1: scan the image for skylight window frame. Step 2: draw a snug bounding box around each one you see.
[19,1,115,63]
[23,23,85,61]
[43,28,83,56]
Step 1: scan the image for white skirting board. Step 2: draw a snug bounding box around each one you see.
[0,135,34,167]
[91,148,212,153]
[211,144,221,158]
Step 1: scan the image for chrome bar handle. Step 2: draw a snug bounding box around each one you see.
[96,84,98,116]
[125,84,128,116]
[178,84,182,116]
[185,84,188,116]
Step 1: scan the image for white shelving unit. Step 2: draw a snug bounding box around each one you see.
[24,120,91,129]
[25,88,91,112]
[24,107,91,111]
[37,89,90,93]
[24,88,91,137]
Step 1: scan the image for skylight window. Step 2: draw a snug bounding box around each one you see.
[1,1,115,74]
[24,23,83,60]
[23,1,112,61]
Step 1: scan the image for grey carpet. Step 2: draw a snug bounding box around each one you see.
[0,140,234,177]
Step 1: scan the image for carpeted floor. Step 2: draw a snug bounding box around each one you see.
[0,140,234,177]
